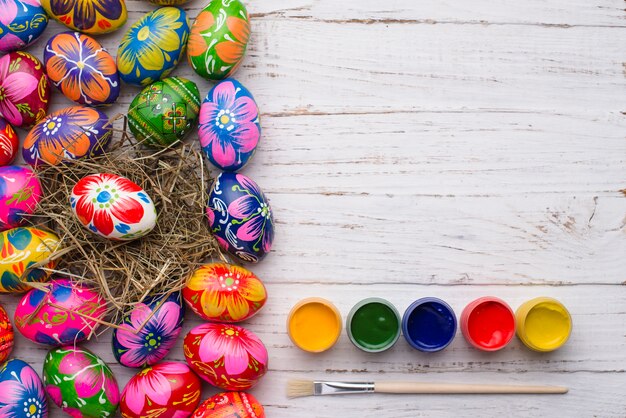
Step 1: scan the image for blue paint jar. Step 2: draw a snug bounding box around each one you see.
[402,297,457,352]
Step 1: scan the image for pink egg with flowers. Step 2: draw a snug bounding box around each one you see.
[14,277,107,346]
[0,165,41,231]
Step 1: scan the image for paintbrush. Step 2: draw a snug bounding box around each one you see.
[287,379,568,398]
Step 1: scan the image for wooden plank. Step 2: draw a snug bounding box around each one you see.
[33,18,626,116]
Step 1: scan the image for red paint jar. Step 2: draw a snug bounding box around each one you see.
[461,297,515,351]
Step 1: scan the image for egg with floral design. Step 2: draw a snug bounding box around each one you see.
[183,263,267,323]
[23,106,112,166]
[188,0,249,80]
[120,361,201,418]
[0,0,48,53]
[192,392,264,418]
[0,51,50,128]
[70,173,157,240]
[183,322,268,391]
[147,0,187,5]
[112,292,185,368]
[0,359,48,418]
[40,0,127,35]
[0,304,14,363]
[0,165,41,231]
[0,227,60,293]
[128,76,200,147]
[199,79,260,171]
[0,118,19,166]
[207,172,274,263]
[44,31,120,106]
[43,346,119,418]
[14,277,106,346]
[117,7,189,86]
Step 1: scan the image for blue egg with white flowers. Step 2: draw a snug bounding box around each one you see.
[0,0,48,54]
[207,172,274,263]
[0,359,48,417]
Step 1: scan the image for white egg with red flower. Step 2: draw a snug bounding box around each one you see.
[70,173,157,241]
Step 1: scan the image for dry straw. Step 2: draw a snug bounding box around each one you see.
[29,114,221,329]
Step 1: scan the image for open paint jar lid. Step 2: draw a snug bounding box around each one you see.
[346,297,401,353]
[402,297,457,352]
[287,297,342,353]
[460,296,515,351]
[515,297,572,352]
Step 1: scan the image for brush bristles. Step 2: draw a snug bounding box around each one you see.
[287,379,315,398]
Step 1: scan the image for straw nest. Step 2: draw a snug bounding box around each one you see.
[30,114,221,327]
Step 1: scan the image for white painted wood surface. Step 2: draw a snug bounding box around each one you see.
[2,0,626,416]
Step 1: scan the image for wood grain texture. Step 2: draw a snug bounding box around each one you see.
[3,0,625,416]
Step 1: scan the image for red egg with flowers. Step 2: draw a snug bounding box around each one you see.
[192,392,265,418]
[183,322,268,391]
[0,118,18,166]
[0,303,13,363]
[120,361,201,418]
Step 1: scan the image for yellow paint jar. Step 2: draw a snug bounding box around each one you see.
[287,297,342,353]
[515,297,572,352]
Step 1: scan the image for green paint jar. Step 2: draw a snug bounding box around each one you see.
[347,297,401,353]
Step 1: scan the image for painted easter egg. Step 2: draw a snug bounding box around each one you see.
[44,32,120,106]
[41,0,127,35]
[183,263,267,323]
[188,0,250,80]
[0,304,14,363]
[0,0,48,53]
[128,77,200,147]
[207,172,274,263]
[192,392,264,418]
[0,227,60,293]
[0,118,18,166]
[0,51,49,128]
[117,7,189,86]
[70,173,157,240]
[43,346,119,418]
[199,79,260,171]
[120,361,201,418]
[112,292,185,368]
[148,0,187,5]
[0,359,48,418]
[23,106,112,166]
[0,165,41,231]
[14,277,106,346]
[183,322,268,391]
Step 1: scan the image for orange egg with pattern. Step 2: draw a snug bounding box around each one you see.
[44,31,120,106]
[183,263,267,323]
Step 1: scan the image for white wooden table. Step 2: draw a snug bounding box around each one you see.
[3,0,626,416]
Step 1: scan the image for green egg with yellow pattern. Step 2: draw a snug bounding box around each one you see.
[128,77,200,148]
[187,0,250,80]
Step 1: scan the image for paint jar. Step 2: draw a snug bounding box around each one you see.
[402,297,457,352]
[287,297,342,353]
[460,296,515,351]
[515,297,572,352]
[346,297,401,353]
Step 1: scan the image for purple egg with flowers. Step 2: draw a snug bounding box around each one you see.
[112,291,185,368]
[207,172,274,263]
[199,78,261,172]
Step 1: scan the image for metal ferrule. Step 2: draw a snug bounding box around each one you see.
[315,381,375,395]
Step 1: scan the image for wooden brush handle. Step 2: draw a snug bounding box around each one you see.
[374,382,568,394]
